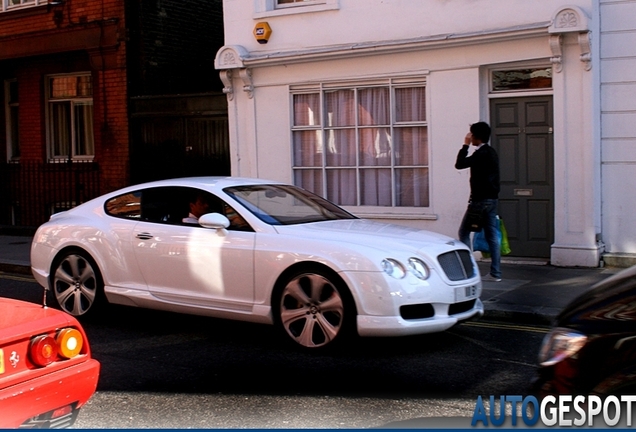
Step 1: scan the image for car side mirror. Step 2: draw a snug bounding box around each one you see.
[198,213,230,230]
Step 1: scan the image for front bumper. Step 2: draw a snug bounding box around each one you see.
[357,298,484,337]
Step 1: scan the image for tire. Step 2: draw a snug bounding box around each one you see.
[50,249,105,318]
[275,267,356,350]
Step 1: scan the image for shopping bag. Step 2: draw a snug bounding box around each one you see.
[500,218,511,256]
[478,216,512,257]
[473,229,490,253]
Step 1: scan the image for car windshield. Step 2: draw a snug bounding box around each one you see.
[224,184,357,225]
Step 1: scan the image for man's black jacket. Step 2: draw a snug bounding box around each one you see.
[455,144,500,201]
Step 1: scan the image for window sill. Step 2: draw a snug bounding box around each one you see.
[253,2,338,19]
[0,3,48,20]
[342,207,438,221]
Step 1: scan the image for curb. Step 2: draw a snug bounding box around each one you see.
[0,263,33,277]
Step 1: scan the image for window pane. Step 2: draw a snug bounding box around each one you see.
[50,75,92,99]
[293,93,320,126]
[326,129,355,167]
[359,127,391,166]
[492,68,552,91]
[8,81,18,104]
[51,102,71,157]
[74,102,94,156]
[360,168,391,206]
[325,90,355,127]
[327,169,356,206]
[358,88,389,126]
[394,127,428,166]
[293,130,323,167]
[294,170,323,197]
[10,106,19,158]
[395,87,426,122]
[396,168,429,207]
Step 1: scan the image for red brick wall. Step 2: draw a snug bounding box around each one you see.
[1,0,130,194]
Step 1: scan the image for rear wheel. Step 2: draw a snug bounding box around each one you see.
[276,268,355,349]
[50,250,105,317]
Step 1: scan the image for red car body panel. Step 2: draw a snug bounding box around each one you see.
[0,297,100,428]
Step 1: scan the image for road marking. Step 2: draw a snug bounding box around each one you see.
[0,272,37,283]
[463,320,550,334]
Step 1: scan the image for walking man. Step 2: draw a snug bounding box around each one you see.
[455,121,502,281]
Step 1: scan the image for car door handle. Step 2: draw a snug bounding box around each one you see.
[136,232,153,240]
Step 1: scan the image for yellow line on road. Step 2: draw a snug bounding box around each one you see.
[463,320,550,334]
[0,272,36,283]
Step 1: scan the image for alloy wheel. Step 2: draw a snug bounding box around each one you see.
[279,273,345,349]
[53,253,99,316]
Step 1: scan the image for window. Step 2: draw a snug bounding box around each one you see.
[277,0,319,6]
[1,0,44,12]
[292,82,429,208]
[4,79,19,160]
[47,74,95,160]
[254,0,337,17]
[491,67,552,92]
[105,187,253,231]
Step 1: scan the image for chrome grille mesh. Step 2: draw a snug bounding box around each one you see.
[437,250,476,281]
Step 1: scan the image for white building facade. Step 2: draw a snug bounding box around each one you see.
[215,0,636,268]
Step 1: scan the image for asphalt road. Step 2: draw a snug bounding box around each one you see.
[0,273,548,429]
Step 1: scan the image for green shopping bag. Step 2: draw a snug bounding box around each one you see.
[477,217,511,257]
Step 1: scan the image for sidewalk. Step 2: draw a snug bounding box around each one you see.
[0,233,621,326]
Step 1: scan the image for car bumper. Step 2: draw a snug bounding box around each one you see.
[0,358,100,428]
[356,298,484,337]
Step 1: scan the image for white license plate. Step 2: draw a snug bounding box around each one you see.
[456,285,477,302]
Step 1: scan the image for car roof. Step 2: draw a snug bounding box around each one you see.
[113,177,286,195]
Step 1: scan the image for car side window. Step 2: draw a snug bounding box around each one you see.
[141,186,190,224]
[104,192,142,219]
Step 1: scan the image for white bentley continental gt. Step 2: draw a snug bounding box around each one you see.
[31,177,483,349]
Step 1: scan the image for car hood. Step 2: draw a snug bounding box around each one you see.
[555,265,636,333]
[274,219,464,256]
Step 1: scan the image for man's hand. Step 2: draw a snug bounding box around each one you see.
[464,132,472,145]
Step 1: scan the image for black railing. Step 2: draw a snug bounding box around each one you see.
[0,160,100,228]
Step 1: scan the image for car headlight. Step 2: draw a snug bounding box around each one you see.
[538,327,588,367]
[408,257,430,280]
[382,258,406,279]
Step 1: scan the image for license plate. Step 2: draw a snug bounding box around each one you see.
[0,349,4,375]
[456,285,477,302]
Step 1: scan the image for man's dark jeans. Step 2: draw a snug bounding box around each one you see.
[459,199,501,279]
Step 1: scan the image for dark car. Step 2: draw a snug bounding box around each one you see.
[535,265,636,395]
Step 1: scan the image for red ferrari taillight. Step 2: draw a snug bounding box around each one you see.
[29,335,58,367]
[29,327,84,367]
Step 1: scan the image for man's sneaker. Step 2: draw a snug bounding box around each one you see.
[482,273,502,282]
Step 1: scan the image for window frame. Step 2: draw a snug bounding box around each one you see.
[1,0,45,13]
[4,79,19,161]
[45,72,95,162]
[291,79,430,212]
[254,0,338,18]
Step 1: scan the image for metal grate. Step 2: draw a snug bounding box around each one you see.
[437,250,476,281]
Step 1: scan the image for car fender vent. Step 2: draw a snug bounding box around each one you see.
[449,299,477,316]
[400,303,435,320]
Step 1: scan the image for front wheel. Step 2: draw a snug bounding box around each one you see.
[276,269,355,349]
[50,250,105,317]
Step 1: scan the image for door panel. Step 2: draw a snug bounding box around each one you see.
[491,97,554,258]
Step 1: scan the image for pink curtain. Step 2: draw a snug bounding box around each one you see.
[294,86,428,207]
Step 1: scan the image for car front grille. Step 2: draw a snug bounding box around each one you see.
[437,250,476,281]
